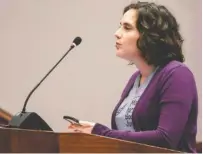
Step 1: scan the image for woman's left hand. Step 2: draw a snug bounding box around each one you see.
[68,121,95,134]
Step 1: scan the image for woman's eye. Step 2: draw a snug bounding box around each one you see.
[124,26,131,30]
[118,24,131,31]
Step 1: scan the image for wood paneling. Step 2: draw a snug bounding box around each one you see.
[0,108,12,125]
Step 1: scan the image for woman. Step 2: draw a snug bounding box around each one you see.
[68,2,198,153]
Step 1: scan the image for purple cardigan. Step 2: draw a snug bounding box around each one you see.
[92,61,198,153]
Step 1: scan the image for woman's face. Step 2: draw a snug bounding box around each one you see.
[115,9,141,62]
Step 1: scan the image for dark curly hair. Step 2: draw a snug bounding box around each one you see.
[124,2,184,67]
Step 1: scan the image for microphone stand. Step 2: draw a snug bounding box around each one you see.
[8,37,81,131]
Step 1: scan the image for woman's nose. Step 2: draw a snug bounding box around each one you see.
[114,28,122,39]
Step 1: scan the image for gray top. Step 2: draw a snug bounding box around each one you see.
[115,69,157,131]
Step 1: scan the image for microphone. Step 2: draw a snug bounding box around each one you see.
[8,37,82,131]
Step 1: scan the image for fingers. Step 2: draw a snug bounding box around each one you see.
[68,124,82,132]
[67,128,82,133]
[74,129,82,132]
[69,123,91,128]
[68,125,75,129]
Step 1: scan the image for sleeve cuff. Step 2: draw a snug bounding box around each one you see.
[91,123,110,135]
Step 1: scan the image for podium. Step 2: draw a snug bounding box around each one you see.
[0,127,180,153]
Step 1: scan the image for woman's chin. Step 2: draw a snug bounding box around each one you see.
[116,50,127,59]
[116,51,134,62]
[116,50,124,57]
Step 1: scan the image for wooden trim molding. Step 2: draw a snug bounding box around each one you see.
[0,108,12,121]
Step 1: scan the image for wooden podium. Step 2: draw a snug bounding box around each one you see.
[0,127,180,153]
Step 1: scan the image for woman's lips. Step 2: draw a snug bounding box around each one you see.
[115,42,121,48]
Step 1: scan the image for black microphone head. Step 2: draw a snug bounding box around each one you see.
[73,37,82,46]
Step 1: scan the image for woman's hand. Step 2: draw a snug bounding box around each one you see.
[68,121,95,134]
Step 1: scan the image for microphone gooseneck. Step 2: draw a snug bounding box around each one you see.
[21,37,82,113]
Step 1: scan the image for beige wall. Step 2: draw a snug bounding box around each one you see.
[0,0,201,141]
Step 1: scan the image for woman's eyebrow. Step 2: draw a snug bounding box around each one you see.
[120,22,133,27]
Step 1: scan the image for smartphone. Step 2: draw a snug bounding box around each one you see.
[63,115,82,126]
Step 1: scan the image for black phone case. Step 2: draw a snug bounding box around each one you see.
[63,115,80,124]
